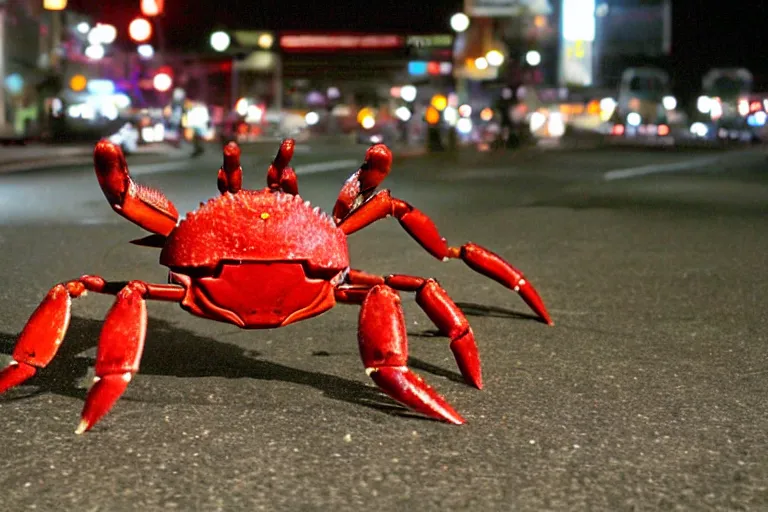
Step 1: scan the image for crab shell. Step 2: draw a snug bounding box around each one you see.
[158,190,350,328]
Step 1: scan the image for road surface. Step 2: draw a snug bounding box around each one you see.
[1,140,766,511]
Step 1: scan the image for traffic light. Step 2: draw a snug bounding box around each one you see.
[141,0,164,17]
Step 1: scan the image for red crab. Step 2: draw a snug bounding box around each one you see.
[0,139,552,433]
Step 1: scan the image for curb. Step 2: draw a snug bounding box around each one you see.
[0,155,94,174]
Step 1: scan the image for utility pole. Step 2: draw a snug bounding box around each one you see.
[0,1,7,133]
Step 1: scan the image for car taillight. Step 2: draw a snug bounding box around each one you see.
[611,124,625,136]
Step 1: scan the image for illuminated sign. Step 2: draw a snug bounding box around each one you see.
[406,34,453,48]
[562,0,595,41]
[408,61,428,75]
[234,51,276,71]
[234,31,275,48]
[408,61,452,76]
[465,0,522,17]
[279,34,404,51]
[559,40,593,86]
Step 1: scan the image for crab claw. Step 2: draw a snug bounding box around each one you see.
[267,139,298,194]
[359,285,465,425]
[333,144,393,223]
[0,283,75,394]
[273,138,295,170]
[93,140,179,236]
[217,141,242,194]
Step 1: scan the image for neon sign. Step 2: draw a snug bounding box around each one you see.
[279,34,405,51]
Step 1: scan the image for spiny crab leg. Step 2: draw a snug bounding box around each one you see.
[358,285,465,424]
[0,276,185,433]
[337,270,482,388]
[266,138,299,195]
[337,190,553,325]
[93,140,179,236]
[217,141,243,194]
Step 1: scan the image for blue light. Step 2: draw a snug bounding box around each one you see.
[408,61,428,75]
[747,111,766,127]
[4,73,24,95]
[87,79,116,95]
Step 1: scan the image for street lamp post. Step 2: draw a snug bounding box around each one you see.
[449,12,471,151]
[210,31,238,111]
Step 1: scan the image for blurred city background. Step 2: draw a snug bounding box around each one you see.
[1,0,766,152]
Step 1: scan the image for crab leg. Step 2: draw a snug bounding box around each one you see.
[266,138,299,195]
[337,270,482,388]
[0,276,185,433]
[337,191,553,325]
[94,140,179,236]
[77,282,149,434]
[358,285,465,424]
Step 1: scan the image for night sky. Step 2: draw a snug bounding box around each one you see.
[67,0,767,88]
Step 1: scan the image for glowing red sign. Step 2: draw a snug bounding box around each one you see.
[280,34,405,51]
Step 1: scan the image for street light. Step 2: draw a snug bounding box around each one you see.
[153,71,173,92]
[525,50,542,66]
[43,0,67,10]
[450,13,470,32]
[400,85,417,102]
[129,18,153,43]
[210,31,231,52]
[84,44,105,60]
[485,50,505,67]
[257,33,274,49]
[137,44,155,59]
[210,31,238,111]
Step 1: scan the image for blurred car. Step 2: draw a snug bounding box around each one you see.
[688,68,755,142]
[745,96,768,142]
[108,122,140,154]
[604,67,678,145]
[355,118,400,146]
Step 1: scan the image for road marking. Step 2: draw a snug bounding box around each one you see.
[603,156,722,181]
[295,159,358,175]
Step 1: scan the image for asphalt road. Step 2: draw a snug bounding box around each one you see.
[0,140,767,511]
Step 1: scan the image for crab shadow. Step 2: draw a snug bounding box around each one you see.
[455,301,542,323]
[0,316,437,422]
